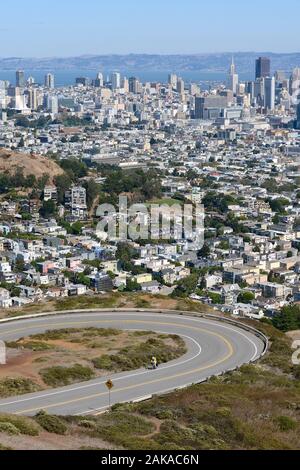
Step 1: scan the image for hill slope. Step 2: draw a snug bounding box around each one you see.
[0,149,63,184]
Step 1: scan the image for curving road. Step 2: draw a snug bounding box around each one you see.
[0,310,266,416]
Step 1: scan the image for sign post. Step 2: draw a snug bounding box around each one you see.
[105,379,114,409]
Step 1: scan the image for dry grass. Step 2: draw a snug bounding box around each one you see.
[0,148,63,184]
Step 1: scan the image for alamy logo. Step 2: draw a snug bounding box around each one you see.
[96,196,205,249]
[0,340,6,365]
[292,340,300,366]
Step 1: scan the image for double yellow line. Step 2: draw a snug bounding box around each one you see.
[0,319,234,415]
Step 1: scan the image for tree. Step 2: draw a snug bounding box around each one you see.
[71,222,83,235]
[198,243,210,258]
[272,305,300,332]
[125,279,141,292]
[116,242,137,266]
[171,273,199,298]
[40,200,56,218]
[55,174,72,203]
[83,180,100,210]
[14,259,25,273]
[60,158,88,179]
[238,291,255,304]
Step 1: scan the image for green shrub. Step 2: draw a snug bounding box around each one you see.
[275,416,298,432]
[92,337,186,372]
[0,378,40,398]
[0,443,13,450]
[0,414,39,436]
[78,420,97,430]
[40,364,94,387]
[0,422,20,435]
[84,411,155,448]
[22,341,54,351]
[35,411,68,435]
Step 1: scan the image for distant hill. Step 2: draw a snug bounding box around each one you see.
[0,53,299,74]
[0,149,63,184]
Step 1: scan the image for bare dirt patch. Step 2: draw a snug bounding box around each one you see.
[2,328,186,394]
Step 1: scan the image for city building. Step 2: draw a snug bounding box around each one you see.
[111,72,121,91]
[264,76,275,110]
[228,57,239,95]
[255,57,271,79]
[16,70,25,88]
[45,73,55,89]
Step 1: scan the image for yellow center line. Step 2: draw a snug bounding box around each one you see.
[0,319,234,415]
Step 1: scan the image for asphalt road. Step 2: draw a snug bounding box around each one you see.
[0,311,266,416]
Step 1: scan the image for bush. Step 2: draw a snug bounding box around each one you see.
[0,422,20,435]
[0,378,40,398]
[0,443,13,450]
[35,411,68,435]
[90,411,155,446]
[40,364,95,387]
[275,416,298,432]
[92,337,186,372]
[0,414,39,436]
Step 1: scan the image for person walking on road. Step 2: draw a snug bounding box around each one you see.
[151,356,158,369]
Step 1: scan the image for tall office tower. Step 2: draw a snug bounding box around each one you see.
[76,77,89,86]
[111,72,121,90]
[48,95,58,114]
[28,88,38,110]
[275,70,286,82]
[290,68,300,103]
[122,77,129,93]
[176,77,185,94]
[296,102,300,129]
[27,76,35,86]
[0,81,6,109]
[189,83,200,96]
[264,77,275,111]
[228,57,239,94]
[245,82,254,100]
[16,70,25,88]
[95,72,104,87]
[45,73,55,88]
[255,57,271,79]
[254,78,265,107]
[129,76,139,93]
[168,74,178,90]
[14,87,26,110]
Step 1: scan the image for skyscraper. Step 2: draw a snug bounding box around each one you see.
[28,88,38,110]
[16,70,25,88]
[297,102,300,129]
[264,77,275,111]
[95,72,104,87]
[228,57,239,95]
[255,57,271,79]
[168,74,177,90]
[45,73,55,89]
[129,77,139,94]
[176,77,185,94]
[290,68,300,104]
[47,95,58,114]
[111,72,121,91]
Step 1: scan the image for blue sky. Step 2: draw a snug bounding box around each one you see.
[0,0,299,56]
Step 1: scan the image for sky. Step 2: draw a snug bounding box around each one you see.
[0,0,299,57]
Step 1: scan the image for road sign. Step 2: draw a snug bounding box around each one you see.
[106,379,114,390]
